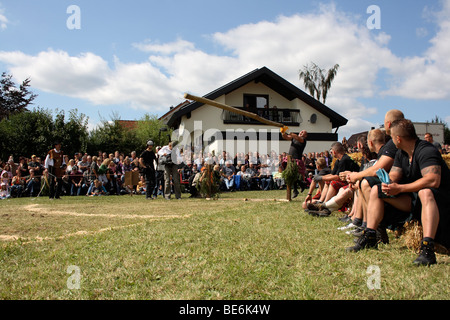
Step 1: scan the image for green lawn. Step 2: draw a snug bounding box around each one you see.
[0,190,449,300]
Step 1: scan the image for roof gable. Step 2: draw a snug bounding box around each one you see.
[168,66,347,128]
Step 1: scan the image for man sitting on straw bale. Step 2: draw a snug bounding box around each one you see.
[347,119,450,266]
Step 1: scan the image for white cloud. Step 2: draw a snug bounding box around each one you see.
[132,38,195,55]
[0,5,8,30]
[382,0,450,99]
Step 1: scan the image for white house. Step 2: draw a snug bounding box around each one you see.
[165,67,347,158]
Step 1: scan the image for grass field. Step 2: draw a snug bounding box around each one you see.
[0,190,449,300]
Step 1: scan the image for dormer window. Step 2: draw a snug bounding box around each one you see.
[243,94,269,110]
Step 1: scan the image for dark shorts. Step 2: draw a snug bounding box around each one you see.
[381,203,413,231]
[363,176,397,199]
[363,176,414,230]
[412,188,450,248]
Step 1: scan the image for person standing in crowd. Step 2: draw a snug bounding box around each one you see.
[281,129,308,198]
[139,140,157,200]
[154,146,165,198]
[158,142,182,200]
[44,141,65,200]
[424,132,443,154]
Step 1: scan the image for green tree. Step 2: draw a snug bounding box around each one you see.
[299,62,339,104]
[87,113,140,156]
[0,108,88,160]
[135,113,172,147]
[0,72,37,120]
[52,109,89,155]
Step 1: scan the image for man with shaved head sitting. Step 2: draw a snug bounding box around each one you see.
[347,119,450,266]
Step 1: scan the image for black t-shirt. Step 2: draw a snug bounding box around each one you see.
[393,139,450,190]
[331,154,360,175]
[140,149,156,169]
[288,138,307,160]
[318,167,331,176]
[377,139,398,160]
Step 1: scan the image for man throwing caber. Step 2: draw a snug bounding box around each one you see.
[281,130,308,198]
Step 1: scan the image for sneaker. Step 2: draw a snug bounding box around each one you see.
[292,189,299,199]
[339,215,351,223]
[346,230,378,252]
[413,240,437,266]
[338,222,356,231]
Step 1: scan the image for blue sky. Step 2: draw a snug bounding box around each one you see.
[1,0,449,140]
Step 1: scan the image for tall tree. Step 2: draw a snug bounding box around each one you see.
[0,72,37,120]
[299,62,339,104]
[135,114,172,147]
[0,108,88,160]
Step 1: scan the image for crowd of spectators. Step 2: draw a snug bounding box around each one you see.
[0,147,337,200]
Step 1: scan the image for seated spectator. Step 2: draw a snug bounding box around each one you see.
[246,163,260,190]
[18,156,29,177]
[69,165,83,196]
[88,179,108,196]
[305,153,316,176]
[308,142,359,209]
[258,166,273,191]
[272,166,286,190]
[107,161,121,195]
[306,172,313,188]
[345,111,404,235]
[236,165,251,190]
[77,155,90,173]
[28,155,43,179]
[67,159,75,173]
[220,160,235,191]
[81,169,92,196]
[302,157,331,210]
[10,169,25,198]
[188,165,202,198]
[98,158,111,189]
[121,156,136,194]
[2,164,13,186]
[61,167,71,196]
[25,168,41,197]
[308,134,378,219]
[1,171,10,199]
[137,175,146,195]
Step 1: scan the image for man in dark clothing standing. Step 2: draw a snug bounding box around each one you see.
[139,140,157,200]
[44,141,65,200]
[281,130,308,198]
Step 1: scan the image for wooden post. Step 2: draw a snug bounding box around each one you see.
[286,155,292,201]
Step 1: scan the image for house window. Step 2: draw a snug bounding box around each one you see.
[243,94,269,110]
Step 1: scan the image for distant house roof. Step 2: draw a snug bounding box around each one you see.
[167,66,348,129]
[159,100,191,124]
[117,120,138,130]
